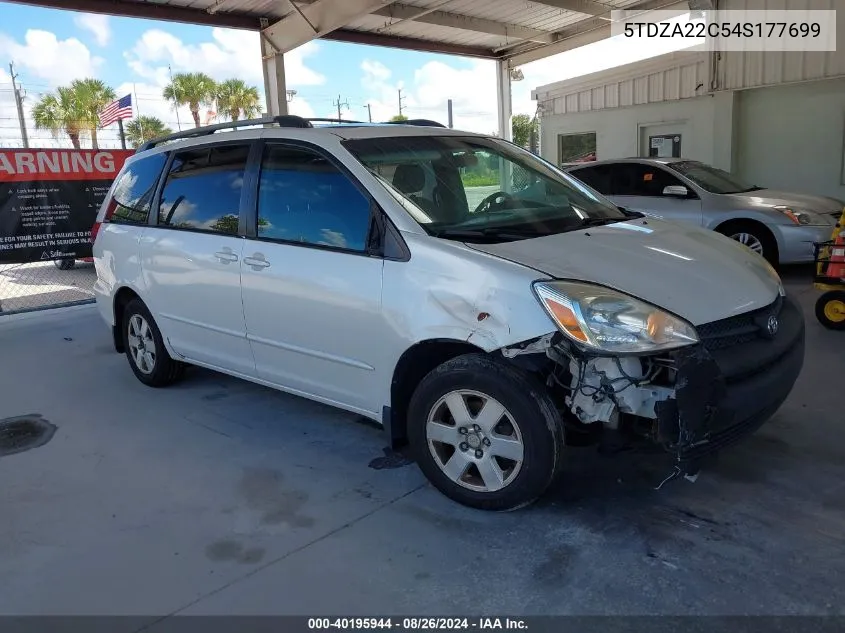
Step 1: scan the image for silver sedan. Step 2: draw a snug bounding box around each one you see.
[564,157,842,265]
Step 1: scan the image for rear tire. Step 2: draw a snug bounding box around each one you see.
[122,299,185,387]
[407,353,564,511]
[717,221,779,266]
[816,291,845,330]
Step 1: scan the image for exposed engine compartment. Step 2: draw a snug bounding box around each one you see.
[546,345,676,429]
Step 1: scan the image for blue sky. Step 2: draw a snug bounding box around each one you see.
[0,3,694,148]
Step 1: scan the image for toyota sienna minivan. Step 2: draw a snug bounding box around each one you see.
[92,116,805,510]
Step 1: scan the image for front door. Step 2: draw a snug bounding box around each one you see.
[240,142,384,415]
[608,162,704,227]
[140,142,255,376]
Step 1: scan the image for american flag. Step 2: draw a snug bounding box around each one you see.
[98,94,133,127]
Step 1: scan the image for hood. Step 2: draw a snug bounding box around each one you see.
[729,189,843,216]
[465,218,781,326]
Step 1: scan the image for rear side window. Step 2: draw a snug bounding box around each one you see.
[256,145,372,252]
[158,144,250,235]
[110,153,167,224]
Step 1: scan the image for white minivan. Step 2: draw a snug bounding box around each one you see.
[92,117,805,510]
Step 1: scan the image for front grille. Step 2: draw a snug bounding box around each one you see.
[696,296,782,351]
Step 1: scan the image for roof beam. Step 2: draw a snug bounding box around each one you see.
[373,3,556,44]
[529,0,612,17]
[263,0,397,53]
[326,29,497,58]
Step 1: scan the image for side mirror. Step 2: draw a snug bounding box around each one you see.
[663,185,689,197]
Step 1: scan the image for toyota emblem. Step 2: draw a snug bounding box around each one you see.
[767,315,779,337]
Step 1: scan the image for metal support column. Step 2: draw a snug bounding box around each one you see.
[495,59,512,142]
[261,25,288,117]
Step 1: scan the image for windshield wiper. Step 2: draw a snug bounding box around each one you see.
[429,227,537,241]
[578,217,624,228]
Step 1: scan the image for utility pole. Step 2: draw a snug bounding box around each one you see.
[367,103,372,123]
[398,88,406,118]
[9,62,29,148]
[332,94,349,122]
[168,64,182,131]
[447,99,453,129]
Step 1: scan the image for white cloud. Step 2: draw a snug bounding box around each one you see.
[361,60,391,82]
[0,29,103,88]
[125,28,324,89]
[119,27,321,129]
[74,13,111,47]
[360,57,497,133]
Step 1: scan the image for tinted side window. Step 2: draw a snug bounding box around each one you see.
[111,153,167,224]
[257,145,372,252]
[612,163,684,196]
[570,165,612,194]
[158,144,249,234]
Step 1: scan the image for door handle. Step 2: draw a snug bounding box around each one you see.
[243,253,271,270]
[214,248,239,264]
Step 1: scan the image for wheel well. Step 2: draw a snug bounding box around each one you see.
[112,287,141,353]
[387,339,484,447]
[714,218,778,255]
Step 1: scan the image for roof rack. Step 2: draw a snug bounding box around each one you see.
[136,115,449,152]
[137,115,313,151]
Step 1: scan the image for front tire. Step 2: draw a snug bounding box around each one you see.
[408,354,564,511]
[122,299,185,387]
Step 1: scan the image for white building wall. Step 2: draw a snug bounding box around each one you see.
[735,77,845,199]
[533,52,710,117]
[539,91,737,170]
[532,0,845,198]
[719,0,845,90]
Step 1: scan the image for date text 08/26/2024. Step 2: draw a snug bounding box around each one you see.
[307,618,528,630]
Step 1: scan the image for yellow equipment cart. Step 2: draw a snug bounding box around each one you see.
[814,207,845,330]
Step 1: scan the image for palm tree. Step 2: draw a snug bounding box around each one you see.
[71,78,115,150]
[216,78,261,121]
[32,86,87,149]
[125,116,173,148]
[163,72,217,127]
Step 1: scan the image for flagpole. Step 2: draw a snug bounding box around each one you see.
[118,119,126,149]
[133,83,142,141]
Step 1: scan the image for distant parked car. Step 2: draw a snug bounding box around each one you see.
[565,158,843,265]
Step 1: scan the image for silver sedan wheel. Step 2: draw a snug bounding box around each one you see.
[730,232,764,255]
[127,314,156,375]
[426,389,524,493]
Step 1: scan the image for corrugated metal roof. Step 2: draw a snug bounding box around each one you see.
[6,0,683,62]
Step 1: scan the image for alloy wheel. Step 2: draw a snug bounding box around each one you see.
[127,314,156,375]
[425,389,524,493]
[731,232,764,255]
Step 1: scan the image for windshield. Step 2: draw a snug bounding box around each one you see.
[343,135,626,242]
[667,160,758,194]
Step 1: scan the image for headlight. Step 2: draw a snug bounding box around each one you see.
[773,206,828,226]
[533,281,699,353]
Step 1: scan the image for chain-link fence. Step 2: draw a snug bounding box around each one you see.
[0,257,96,315]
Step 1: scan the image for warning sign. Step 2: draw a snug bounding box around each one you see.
[0,149,133,263]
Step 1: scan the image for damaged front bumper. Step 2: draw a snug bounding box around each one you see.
[660,295,805,470]
[516,295,805,470]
